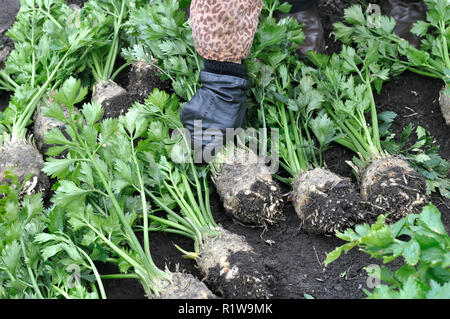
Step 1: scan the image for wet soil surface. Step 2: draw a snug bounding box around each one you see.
[0,0,449,299]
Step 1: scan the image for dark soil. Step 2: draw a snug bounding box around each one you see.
[0,0,449,300]
[65,0,88,7]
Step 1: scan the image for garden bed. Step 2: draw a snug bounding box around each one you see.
[0,0,448,299]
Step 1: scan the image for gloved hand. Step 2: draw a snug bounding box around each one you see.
[180,70,250,162]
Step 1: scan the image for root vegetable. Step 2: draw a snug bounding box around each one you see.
[293,168,363,234]
[211,147,284,226]
[0,139,49,196]
[0,46,11,68]
[92,80,132,119]
[153,272,218,299]
[131,90,276,299]
[439,85,450,125]
[127,60,171,104]
[33,100,72,156]
[307,43,433,227]
[360,156,429,223]
[197,227,273,299]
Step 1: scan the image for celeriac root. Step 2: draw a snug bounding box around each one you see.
[293,168,362,234]
[211,147,284,226]
[197,227,274,299]
[33,100,71,156]
[439,84,450,125]
[360,156,428,223]
[152,272,218,299]
[0,139,50,196]
[92,80,132,119]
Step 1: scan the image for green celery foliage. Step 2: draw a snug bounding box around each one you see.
[325,204,450,299]
[0,169,103,299]
[42,77,181,297]
[333,1,450,93]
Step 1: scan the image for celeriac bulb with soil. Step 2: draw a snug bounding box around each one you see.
[439,84,450,125]
[293,168,362,234]
[359,156,428,223]
[309,45,430,225]
[0,138,50,196]
[211,145,285,226]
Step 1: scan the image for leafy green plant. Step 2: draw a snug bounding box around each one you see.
[0,169,103,299]
[0,0,96,139]
[42,77,170,296]
[242,1,366,235]
[309,45,390,164]
[124,0,201,101]
[85,0,144,84]
[126,90,274,298]
[307,42,430,223]
[41,77,216,298]
[379,112,450,199]
[327,2,450,199]
[333,1,449,94]
[325,204,450,299]
[128,89,220,255]
[0,0,104,198]
[246,0,314,180]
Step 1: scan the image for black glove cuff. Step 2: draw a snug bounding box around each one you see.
[287,0,318,12]
[203,59,246,79]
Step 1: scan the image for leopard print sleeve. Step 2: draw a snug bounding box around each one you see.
[190,0,263,64]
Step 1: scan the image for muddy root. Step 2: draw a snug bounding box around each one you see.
[0,46,11,68]
[127,60,171,103]
[439,85,450,125]
[33,100,72,157]
[211,147,284,226]
[293,168,363,234]
[197,227,274,299]
[92,80,132,119]
[360,156,429,223]
[0,139,50,196]
[152,272,218,299]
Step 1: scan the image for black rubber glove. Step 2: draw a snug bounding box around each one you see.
[180,70,250,162]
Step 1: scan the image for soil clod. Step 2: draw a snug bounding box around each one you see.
[92,80,132,119]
